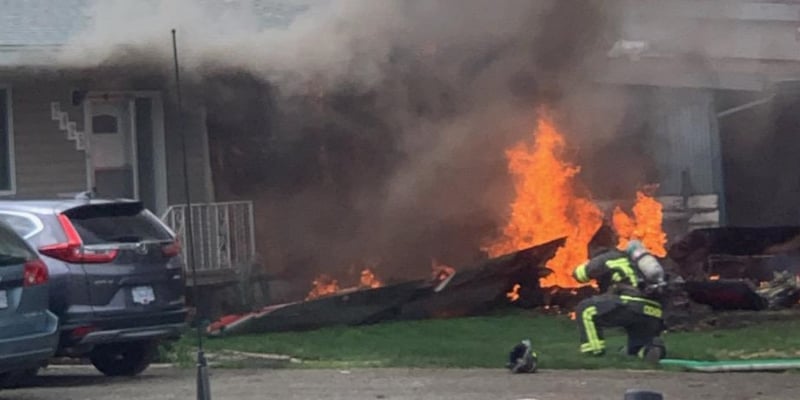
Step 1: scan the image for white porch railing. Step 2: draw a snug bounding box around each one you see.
[161,201,256,275]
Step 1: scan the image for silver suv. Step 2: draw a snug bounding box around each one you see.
[0,220,58,387]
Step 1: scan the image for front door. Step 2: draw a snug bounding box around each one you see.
[87,97,138,200]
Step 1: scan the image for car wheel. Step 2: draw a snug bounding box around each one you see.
[90,341,157,377]
[0,367,40,388]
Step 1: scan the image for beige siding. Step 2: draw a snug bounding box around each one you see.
[163,103,215,205]
[2,74,214,207]
[10,81,87,198]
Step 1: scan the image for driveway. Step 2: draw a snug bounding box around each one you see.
[4,365,796,399]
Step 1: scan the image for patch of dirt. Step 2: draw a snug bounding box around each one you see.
[206,350,302,368]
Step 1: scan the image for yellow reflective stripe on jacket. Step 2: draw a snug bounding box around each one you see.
[619,295,662,308]
[574,263,589,283]
[606,257,638,286]
[620,295,663,318]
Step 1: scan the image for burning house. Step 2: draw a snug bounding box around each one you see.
[2,0,800,325]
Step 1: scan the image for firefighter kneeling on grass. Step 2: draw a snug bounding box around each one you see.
[572,225,667,362]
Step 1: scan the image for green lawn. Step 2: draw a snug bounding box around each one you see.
[164,311,800,369]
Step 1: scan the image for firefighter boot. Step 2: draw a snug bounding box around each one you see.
[639,337,666,364]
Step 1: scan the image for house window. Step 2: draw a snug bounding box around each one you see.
[92,114,119,134]
[0,88,13,194]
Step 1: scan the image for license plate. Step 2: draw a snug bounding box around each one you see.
[132,286,155,305]
[0,290,6,309]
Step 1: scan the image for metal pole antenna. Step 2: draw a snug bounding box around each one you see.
[172,29,211,400]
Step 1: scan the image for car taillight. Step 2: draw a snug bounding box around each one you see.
[38,214,118,264]
[23,259,49,286]
[162,240,182,258]
[70,325,96,339]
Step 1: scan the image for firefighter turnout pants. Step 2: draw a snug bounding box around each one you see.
[576,294,664,356]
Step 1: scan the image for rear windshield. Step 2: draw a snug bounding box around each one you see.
[0,212,43,239]
[0,222,35,266]
[64,203,173,245]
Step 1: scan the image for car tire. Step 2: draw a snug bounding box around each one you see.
[90,340,157,377]
[0,367,40,388]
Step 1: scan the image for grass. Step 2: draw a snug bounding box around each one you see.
[165,311,800,370]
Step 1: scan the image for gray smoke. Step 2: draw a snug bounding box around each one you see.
[61,0,626,284]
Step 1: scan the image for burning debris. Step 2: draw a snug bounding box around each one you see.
[506,284,522,302]
[360,268,383,289]
[431,259,456,282]
[306,268,384,300]
[655,226,800,329]
[208,239,563,336]
[305,274,341,301]
[210,220,800,336]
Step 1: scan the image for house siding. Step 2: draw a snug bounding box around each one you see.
[8,80,87,198]
[164,103,215,206]
[3,76,213,209]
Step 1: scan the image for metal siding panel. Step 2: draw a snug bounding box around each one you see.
[650,88,718,196]
[11,83,86,197]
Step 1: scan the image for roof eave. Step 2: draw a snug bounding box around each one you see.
[0,45,65,68]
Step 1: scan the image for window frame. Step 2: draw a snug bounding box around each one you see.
[0,85,15,196]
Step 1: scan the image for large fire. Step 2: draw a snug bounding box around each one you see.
[485,110,667,288]
[484,112,603,287]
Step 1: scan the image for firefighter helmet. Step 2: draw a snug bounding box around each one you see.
[507,339,538,373]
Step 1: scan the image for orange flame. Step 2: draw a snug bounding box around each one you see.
[613,191,667,257]
[359,268,383,289]
[305,274,341,300]
[484,110,668,287]
[709,274,720,281]
[306,267,384,301]
[431,259,456,282]
[507,284,522,302]
[612,206,635,249]
[484,111,603,288]
[630,191,667,257]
